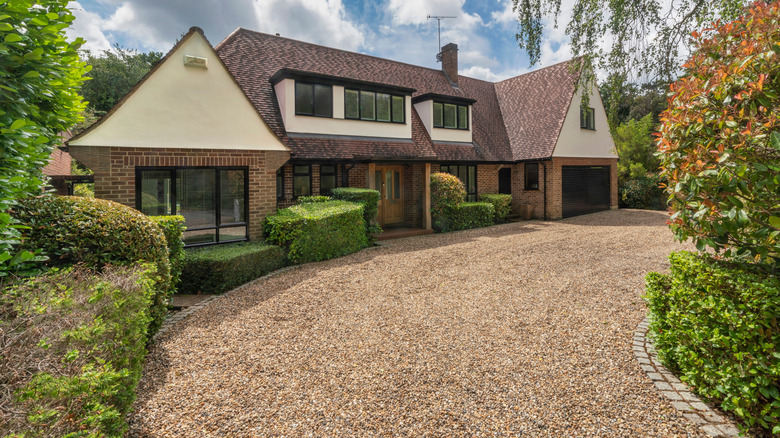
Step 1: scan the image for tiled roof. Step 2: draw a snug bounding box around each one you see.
[215,28,577,163]
[495,60,580,161]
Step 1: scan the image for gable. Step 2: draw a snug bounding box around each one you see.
[552,84,618,158]
[69,29,287,152]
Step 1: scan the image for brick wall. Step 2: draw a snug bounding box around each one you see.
[546,157,619,220]
[68,146,290,240]
[511,162,546,219]
[403,163,424,227]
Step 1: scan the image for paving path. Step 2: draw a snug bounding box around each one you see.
[129,209,708,437]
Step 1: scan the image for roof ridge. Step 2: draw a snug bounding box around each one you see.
[497,57,582,84]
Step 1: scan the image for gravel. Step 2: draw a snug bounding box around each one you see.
[128,209,703,437]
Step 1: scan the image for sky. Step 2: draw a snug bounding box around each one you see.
[65,0,581,82]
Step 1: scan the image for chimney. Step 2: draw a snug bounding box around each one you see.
[440,42,458,86]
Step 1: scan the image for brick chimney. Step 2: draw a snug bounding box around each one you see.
[440,42,458,86]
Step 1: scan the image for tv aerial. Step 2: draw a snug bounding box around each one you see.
[427,15,456,62]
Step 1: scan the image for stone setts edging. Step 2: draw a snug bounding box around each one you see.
[633,317,743,437]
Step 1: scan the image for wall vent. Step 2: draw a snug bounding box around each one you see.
[184,55,208,69]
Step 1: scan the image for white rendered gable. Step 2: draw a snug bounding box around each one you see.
[552,84,618,158]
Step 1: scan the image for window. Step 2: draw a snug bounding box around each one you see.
[525,162,539,190]
[137,167,248,246]
[345,89,405,123]
[433,102,469,129]
[319,165,336,195]
[293,165,311,197]
[276,168,284,200]
[580,107,595,130]
[440,164,477,201]
[295,82,332,117]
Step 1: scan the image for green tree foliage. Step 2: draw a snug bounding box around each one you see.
[80,46,162,113]
[657,1,780,265]
[512,0,748,82]
[600,75,668,128]
[0,0,88,276]
[613,114,659,180]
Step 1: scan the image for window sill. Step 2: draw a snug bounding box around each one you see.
[580,127,596,131]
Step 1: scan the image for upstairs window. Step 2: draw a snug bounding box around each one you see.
[295,82,332,117]
[580,107,595,130]
[433,102,469,130]
[345,89,405,123]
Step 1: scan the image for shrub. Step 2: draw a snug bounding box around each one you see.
[297,195,332,204]
[645,251,780,434]
[430,172,466,221]
[330,187,381,235]
[150,215,186,290]
[179,241,286,295]
[264,200,368,264]
[619,174,666,210]
[12,196,171,336]
[449,202,495,231]
[656,2,780,265]
[479,194,512,223]
[0,265,156,437]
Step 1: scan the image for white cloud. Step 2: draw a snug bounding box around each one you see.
[67,2,113,53]
[490,0,516,26]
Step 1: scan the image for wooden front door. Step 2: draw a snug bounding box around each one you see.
[375,166,404,226]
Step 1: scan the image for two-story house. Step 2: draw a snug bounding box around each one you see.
[67,27,618,246]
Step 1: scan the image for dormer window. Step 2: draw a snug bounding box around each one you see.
[345,89,405,123]
[433,102,468,130]
[580,107,595,130]
[295,82,332,117]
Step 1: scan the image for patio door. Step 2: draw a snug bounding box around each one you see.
[375,166,404,226]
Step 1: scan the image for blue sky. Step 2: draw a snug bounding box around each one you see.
[66,0,579,82]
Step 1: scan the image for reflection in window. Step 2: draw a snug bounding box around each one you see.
[433,102,469,129]
[320,165,336,195]
[345,89,405,123]
[440,164,477,201]
[293,165,311,197]
[525,163,539,190]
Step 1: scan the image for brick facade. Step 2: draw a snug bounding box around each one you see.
[68,145,290,240]
[545,157,618,220]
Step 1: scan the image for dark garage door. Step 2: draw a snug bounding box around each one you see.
[562,166,610,218]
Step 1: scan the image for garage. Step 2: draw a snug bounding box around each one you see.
[562,166,610,218]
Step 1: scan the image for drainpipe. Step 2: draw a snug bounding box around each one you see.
[542,161,548,220]
[341,161,356,188]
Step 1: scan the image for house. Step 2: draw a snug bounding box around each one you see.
[67,27,618,246]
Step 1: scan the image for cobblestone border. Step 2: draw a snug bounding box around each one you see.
[634,317,742,437]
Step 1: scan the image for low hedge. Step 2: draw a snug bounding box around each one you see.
[619,174,665,210]
[645,251,780,434]
[150,215,186,290]
[479,194,512,223]
[297,195,332,204]
[331,188,381,235]
[450,202,495,231]
[264,200,368,264]
[179,242,286,294]
[0,265,156,437]
[13,196,172,336]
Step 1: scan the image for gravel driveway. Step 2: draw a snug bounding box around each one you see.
[129,209,702,437]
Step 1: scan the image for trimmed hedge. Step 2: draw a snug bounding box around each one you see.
[479,194,512,223]
[431,173,494,232]
[150,215,186,290]
[13,196,172,336]
[331,187,381,235]
[264,200,368,264]
[0,265,156,437]
[645,251,780,434]
[297,195,332,204]
[179,242,286,295]
[450,202,495,231]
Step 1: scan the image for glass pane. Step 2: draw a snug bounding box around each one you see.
[320,165,335,175]
[345,89,359,119]
[314,84,332,117]
[393,171,400,200]
[444,103,457,128]
[392,95,404,123]
[458,105,468,129]
[276,169,283,198]
[183,229,216,245]
[294,165,309,174]
[220,170,245,225]
[433,103,443,127]
[295,82,313,115]
[385,171,392,200]
[360,91,375,120]
[375,171,381,194]
[376,93,391,122]
[467,166,476,193]
[525,163,539,190]
[176,169,215,228]
[293,176,310,197]
[219,226,247,242]
[140,170,172,216]
[321,175,336,194]
[458,165,467,181]
[440,165,448,173]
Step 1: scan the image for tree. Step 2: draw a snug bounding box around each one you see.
[0,0,89,276]
[512,0,749,83]
[600,75,668,128]
[80,46,162,114]
[657,1,780,265]
[613,113,658,180]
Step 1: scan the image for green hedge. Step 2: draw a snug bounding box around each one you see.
[150,215,186,290]
[430,172,466,222]
[479,194,512,223]
[645,251,780,434]
[450,202,495,231]
[179,242,286,295]
[13,196,172,336]
[330,188,381,235]
[619,174,665,210]
[297,195,332,204]
[264,200,368,264]
[0,265,156,437]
